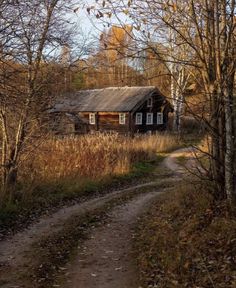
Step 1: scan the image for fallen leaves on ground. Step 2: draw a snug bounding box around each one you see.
[134,182,236,288]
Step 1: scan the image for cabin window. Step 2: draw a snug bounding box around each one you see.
[119,113,126,125]
[146,113,153,125]
[147,97,153,107]
[157,112,163,125]
[89,113,96,125]
[135,113,143,125]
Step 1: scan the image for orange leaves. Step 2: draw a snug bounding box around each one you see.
[173,2,177,12]
[99,25,132,61]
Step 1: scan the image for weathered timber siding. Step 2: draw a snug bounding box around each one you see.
[49,112,76,135]
[78,112,130,134]
[132,93,170,133]
[50,87,173,135]
[98,112,130,133]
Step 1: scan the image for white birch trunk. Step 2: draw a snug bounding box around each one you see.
[172,68,189,132]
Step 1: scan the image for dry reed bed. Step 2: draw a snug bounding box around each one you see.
[20,133,180,183]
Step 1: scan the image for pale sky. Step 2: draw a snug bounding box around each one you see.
[71,0,131,39]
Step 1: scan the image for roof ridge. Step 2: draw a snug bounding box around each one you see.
[78,86,156,92]
[51,86,164,113]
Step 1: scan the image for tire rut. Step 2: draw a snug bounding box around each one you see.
[62,191,161,288]
[0,181,165,286]
[0,147,191,287]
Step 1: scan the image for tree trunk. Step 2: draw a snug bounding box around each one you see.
[209,85,225,199]
[224,85,236,205]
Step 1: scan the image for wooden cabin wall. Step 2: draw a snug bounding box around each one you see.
[78,112,130,134]
[49,112,76,135]
[49,92,173,135]
[132,93,168,133]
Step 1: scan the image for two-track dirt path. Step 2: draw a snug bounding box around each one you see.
[0,182,160,286]
[62,147,198,288]
[64,191,160,288]
[163,147,197,175]
[0,147,192,287]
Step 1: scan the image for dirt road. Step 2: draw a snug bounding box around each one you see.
[0,148,189,287]
[63,192,160,288]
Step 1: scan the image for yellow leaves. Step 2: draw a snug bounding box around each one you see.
[163,1,178,12]
[126,24,133,33]
[123,9,129,15]
[99,25,132,61]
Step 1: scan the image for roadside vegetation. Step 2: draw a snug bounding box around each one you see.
[134,182,236,288]
[134,131,236,287]
[0,133,180,237]
[21,133,179,183]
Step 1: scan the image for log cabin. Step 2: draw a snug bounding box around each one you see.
[49,86,173,135]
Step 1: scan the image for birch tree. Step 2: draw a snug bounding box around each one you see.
[86,1,193,132]
[168,28,191,132]
[88,0,236,205]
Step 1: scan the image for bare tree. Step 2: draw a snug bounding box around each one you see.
[0,0,77,202]
[87,0,236,205]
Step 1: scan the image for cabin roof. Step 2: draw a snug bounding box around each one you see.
[50,86,166,113]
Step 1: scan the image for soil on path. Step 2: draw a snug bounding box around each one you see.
[0,182,159,285]
[0,147,191,287]
[63,191,160,288]
[62,147,197,288]
[163,147,198,175]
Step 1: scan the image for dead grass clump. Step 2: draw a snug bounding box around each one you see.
[135,182,236,288]
[19,133,180,184]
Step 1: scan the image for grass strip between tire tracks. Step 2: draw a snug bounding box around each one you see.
[15,181,172,288]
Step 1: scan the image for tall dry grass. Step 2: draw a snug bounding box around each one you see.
[19,133,180,184]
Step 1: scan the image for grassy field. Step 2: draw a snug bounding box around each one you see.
[20,133,180,184]
[0,132,181,236]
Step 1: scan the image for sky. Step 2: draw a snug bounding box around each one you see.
[65,0,133,60]
[71,0,131,40]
